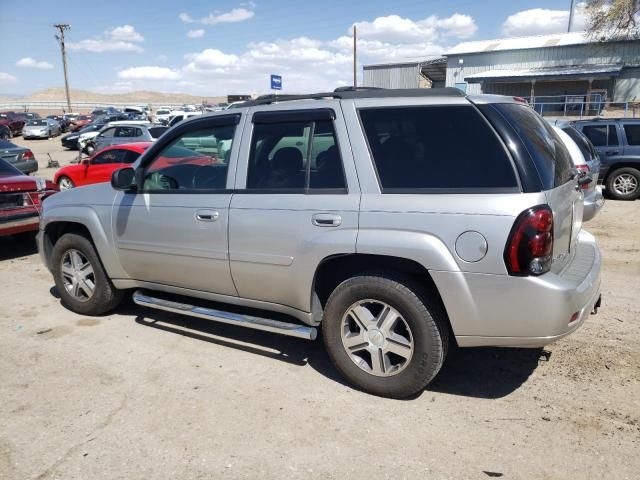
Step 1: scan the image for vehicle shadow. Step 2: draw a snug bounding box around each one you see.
[130,303,545,399]
[427,346,547,399]
[0,235,38,261]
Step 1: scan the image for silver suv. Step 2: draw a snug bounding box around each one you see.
[37,88,602,398]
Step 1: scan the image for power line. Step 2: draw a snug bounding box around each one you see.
[53,24,72,112]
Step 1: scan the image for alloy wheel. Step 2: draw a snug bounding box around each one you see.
[58,177,74,190]
[612,173,638,196]
[60,249,96,302]
[340,299,414,377]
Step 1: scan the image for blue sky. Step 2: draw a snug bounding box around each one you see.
[0,0,586,96]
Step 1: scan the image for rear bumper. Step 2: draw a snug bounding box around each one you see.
[0,210,39,236]
[583,186,604,223]
[433,230,601,348]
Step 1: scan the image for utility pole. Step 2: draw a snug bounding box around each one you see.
[567,0,576,32]
[353,25,357,88]
[54,24,72,113]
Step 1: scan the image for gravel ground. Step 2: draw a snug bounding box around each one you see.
[1,136,639,480]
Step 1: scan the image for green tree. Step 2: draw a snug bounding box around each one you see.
[586,0,640,39]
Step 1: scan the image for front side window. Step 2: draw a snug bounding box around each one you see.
[582,124,619,147]
[115,126,137,138]
[246,117,346,191]
[623,124,640,146]
[360,105,518,191]
[142,123,235,192]
[93,149,125,165]
[100,127,116,138]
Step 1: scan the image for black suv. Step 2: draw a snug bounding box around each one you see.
[573,118,640,200]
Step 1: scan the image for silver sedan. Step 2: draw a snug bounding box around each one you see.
[22,118,62,139]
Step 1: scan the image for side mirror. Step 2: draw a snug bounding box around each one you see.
[111,167,137,192]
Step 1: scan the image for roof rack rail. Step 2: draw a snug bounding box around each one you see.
[241,87,465,107]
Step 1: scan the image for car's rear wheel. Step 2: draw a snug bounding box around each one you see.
[322,274,448,398]
[606,167,640,200]
[51,233,124,315]
[57,176,75,190]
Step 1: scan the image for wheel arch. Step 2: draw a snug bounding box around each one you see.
[311,253,456,342]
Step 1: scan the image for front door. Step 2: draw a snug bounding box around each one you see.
[112,115,241,295]
[229,105,360,313]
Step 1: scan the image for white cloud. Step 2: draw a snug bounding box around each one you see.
[107,25,144,42]
[179,7,254,25]
[68,24,144,53]
[0,72,18,84]
[184,49,239,68]
[502,4,587,36]
[187,29,205,39]
[16,57,54,69]
[118,66,181,80]
[353,13,477,43]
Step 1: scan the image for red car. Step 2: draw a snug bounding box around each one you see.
[54,143,151,190]
[0,158,58,237]
[70,115,92,132]
[0,112,26,138]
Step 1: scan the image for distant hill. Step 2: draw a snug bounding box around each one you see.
[7,87,228,105]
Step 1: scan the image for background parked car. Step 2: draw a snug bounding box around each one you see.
[0,139,38,174]
[90,123,168,153]
[54,142,150,190]
[70,115,92,132]
[154,107,172,125]
[0,158,57,238]
[573,118,640,200]
[22,118,62,139]
[0,112,25,137]
[47,115,72,132]
[552,126,604,222]
[61,123,106,150]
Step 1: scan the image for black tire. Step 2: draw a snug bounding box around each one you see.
[322,274,448,398]
[605,167,640,200]
[51,233,124,315]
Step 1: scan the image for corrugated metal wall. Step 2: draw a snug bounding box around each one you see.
[363,64,421,89]
[445,40,640,98]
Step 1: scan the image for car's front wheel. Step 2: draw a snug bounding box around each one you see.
[322,274,448,398]
[51,233,124,315]
[57,176,75,190]
[606,167,640,200]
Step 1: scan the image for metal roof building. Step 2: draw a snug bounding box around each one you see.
[445,32,640,104]
[363,32,640,114]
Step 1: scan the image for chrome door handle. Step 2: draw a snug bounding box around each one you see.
[196,210,219,222]
[312,213,341,227]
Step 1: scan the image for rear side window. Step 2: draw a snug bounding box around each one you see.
[582,124,619,147]
[624,124,640,146]
[562,127,595,163]
[359,106,517,191]
[492,104,573,189]
[148,127,168,139]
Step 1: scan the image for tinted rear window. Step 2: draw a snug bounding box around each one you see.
[562,126,594,162]
[493,104,573,189]
[359,105,517,191]
[624,124,640,145]
[149,127,168,139]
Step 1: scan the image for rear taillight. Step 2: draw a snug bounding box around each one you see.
[576,164,590,190]
[504,205,554,276]
[22,150,34,160]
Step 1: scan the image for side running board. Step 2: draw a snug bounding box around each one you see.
[132,290,317,341]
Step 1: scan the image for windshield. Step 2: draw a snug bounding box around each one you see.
[80,124,104,134]
[157,110,170,115]
[27,119,48,126]
[0,158,23,176]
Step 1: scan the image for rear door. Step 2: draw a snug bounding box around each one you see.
[579,122,621,176]
[228,104,360,313]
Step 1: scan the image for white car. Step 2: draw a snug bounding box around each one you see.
[155,108,172,124]
[552,125,604,222]
[168,111,202,127]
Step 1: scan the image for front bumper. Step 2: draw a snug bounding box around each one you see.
[23,131,49,139]
[0,210,39,236]
[433,230,602,348]
[583,186,604,223]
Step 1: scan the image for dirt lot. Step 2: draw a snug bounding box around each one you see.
[1,136,639,480]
